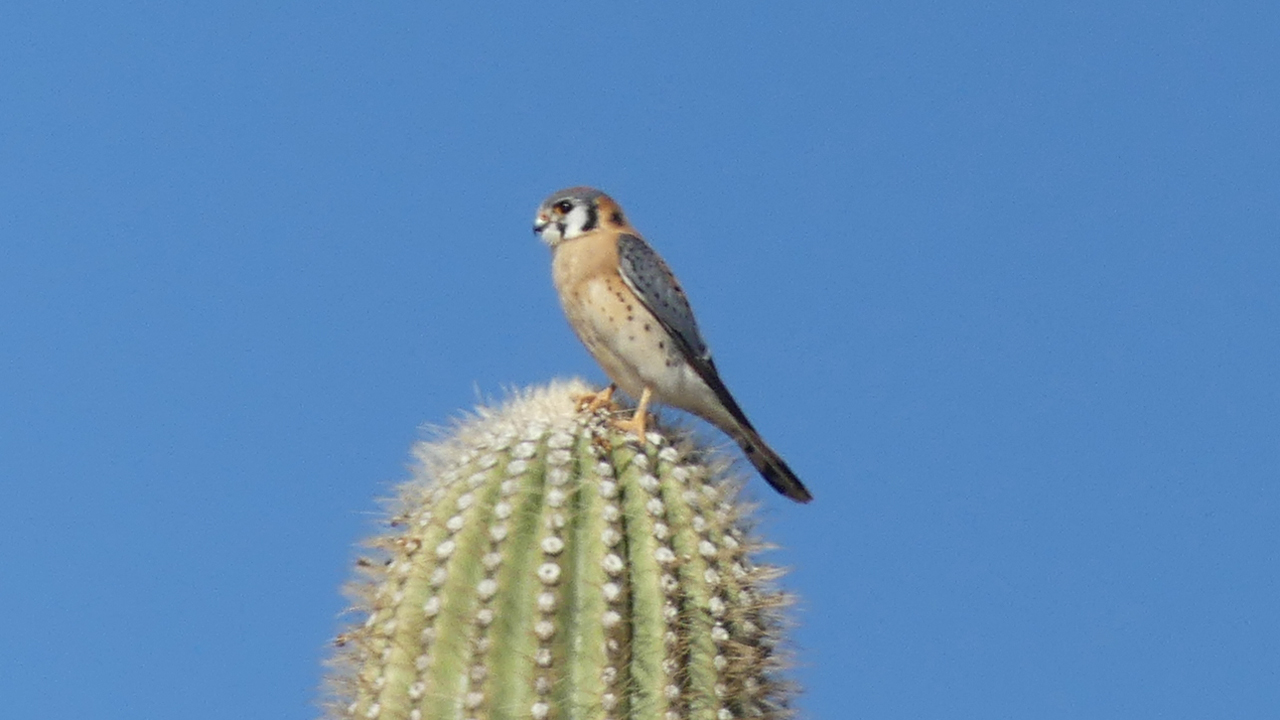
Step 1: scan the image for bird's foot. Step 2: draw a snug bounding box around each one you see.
[574,384,618,415]
[609,409,651,441]
[609,386,654,443]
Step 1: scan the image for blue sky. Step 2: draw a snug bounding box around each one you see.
[2,2,1277,718]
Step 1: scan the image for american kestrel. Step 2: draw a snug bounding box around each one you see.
[533,186,813,503]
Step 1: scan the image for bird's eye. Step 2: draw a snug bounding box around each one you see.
[554,200,574,214]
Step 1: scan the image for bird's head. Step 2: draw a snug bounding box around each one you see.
[533,186,628,247]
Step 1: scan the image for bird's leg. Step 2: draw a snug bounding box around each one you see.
[611,386,653,440]
[575,383,618,414]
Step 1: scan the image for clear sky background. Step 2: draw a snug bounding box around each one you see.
[2,2,1277,718]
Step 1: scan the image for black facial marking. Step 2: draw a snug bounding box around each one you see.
[611,211,624,225]
[582,204,599,232]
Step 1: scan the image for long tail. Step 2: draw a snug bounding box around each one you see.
[731,425,813,504]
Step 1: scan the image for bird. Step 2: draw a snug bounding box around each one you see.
[532,186,813,503]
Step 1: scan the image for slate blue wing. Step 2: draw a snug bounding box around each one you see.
[615,233,813,503]
[615,233,757,430]
[615,233,710,360]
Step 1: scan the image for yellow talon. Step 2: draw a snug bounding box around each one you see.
[609,387,653,441]
[574,384,618,414]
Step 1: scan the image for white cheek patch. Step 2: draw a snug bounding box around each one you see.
[562,205,592,239]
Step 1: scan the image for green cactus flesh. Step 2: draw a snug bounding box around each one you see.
[324,380,796,720]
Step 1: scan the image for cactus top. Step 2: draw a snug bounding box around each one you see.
[323,379,798,720]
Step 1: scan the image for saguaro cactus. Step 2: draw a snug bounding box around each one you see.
[324,379,797,720]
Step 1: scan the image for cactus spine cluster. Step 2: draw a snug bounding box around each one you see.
[324,380,796,720]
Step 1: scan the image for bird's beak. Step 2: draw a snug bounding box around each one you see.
[534,212,565,246]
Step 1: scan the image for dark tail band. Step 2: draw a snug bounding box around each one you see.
[734,428,813,503]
